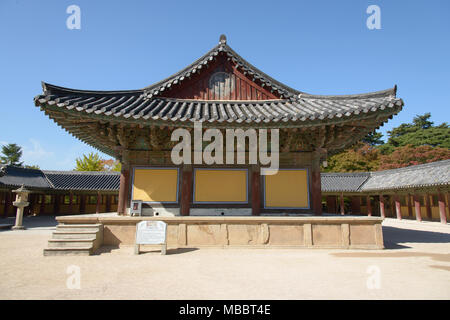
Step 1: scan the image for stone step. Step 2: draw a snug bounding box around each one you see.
[48,238,95,248]
[43,247,92,256]
[56,224,102,232]
[52,230,100,240]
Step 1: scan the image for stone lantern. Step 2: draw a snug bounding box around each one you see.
[12,184,31,230]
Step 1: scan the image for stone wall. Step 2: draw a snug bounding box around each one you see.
[56,216,384,249]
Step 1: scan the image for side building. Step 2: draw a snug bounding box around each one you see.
[0,166,119,216]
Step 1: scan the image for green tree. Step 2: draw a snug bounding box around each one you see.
[25,164,40,170]
[380,113,450,154]
[0,143,23,166]
[362,131,384,146]
[75,152,105,171]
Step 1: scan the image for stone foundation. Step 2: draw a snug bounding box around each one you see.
[56,215,384,249]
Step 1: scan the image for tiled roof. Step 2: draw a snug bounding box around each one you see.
[43,171,120,191]
[0,166,52,190]
[35,89,402,125]
[360,160,450,191]
[321,172,370,192]
[34,36,403,126]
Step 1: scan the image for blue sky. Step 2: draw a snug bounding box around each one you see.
[0,0,449,170]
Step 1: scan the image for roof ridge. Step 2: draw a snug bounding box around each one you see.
[370,159,450,175]
[43,170,120,175]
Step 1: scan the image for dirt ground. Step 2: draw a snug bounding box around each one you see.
[0,216,449,300]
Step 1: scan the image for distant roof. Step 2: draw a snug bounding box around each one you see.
[321,172,370,192]
[43,171,120,191]
[0,166,119,191]
[360,160,450,191]
[321,160,450,193]
[0,166,52,190]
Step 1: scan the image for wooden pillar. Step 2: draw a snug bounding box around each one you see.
[118,164,130,215]
[96,192,101,214]
[379,194,386,219]
[53,194,60,215]
[394,195,402,220]
[311,154,322,216]
[366,195,372,216]
[69,192,73,215]
[4,192,10,217]
[425,193,432,220]
[40,194,45,215]
[0,192,4,217]
[106,195,111,213]
[180,165,192,216]
[251,167,260,216]
[413,194,422,222]
[437,192,447,224]
[351,196,360,215]
[447,193,450,219]
[326,196,337,214]
[340,193,345,215]
[79,195,86,214]
[407,194,412,217]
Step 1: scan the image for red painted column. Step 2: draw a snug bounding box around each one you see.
[180,165,192,216]
[117,165,130,215]
[251,168,260,216]
[407,194,412,217]
[379,194,386,219]
[447,193,450,219]
[425,193,432,220]
[366,195,372,216]
[438,192,447,224]
[340,193,345,215]
[311,155,323,216]
[414,194,422,222]
[394,195,402,220]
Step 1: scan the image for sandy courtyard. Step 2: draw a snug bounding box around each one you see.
[0,217,449,300]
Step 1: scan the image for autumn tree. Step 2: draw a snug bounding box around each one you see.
[101,159,121,172]
[379,145,450,170]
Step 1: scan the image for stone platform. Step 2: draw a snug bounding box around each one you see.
[55,215,384,250]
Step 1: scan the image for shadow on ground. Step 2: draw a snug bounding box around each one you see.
[382,226,450,249]
[0,216,57,230]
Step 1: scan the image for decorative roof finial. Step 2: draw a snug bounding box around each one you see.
[219,34,227,44]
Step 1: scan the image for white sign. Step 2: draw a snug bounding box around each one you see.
[136,221,167,245]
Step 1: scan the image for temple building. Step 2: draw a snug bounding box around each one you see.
[34,35,404,217]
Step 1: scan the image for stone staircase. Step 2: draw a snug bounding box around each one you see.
[43,223,103,256]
